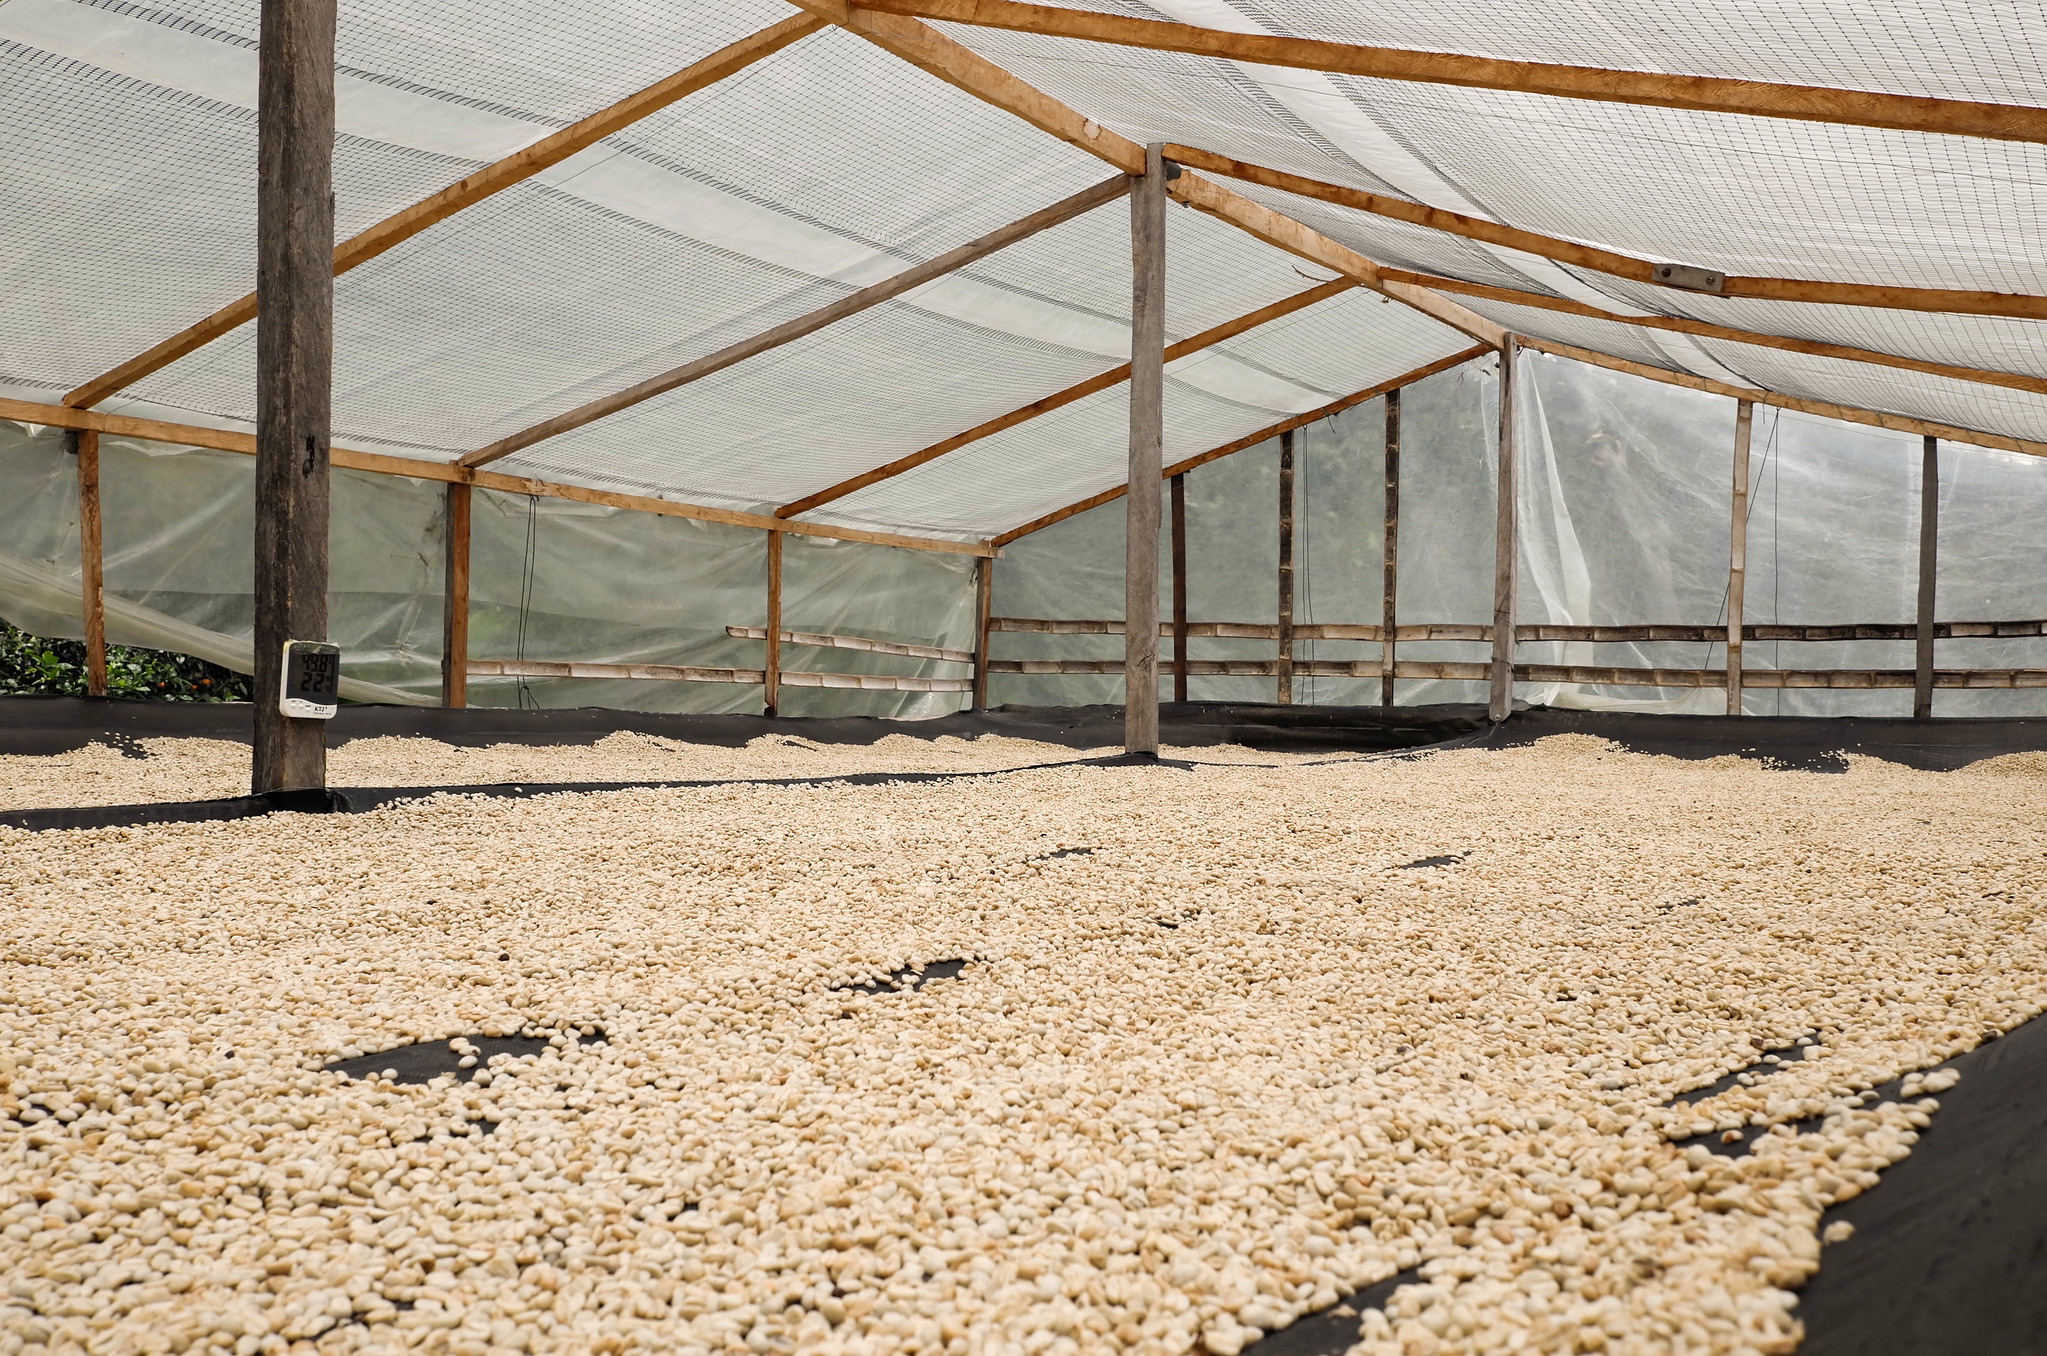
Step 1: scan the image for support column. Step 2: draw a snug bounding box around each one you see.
[1915,435,1939,719]
[73,430,107,697]
[251,0,337,793]
[1381,389,1399,707]
[764,530,783,717]
[1488,336,1519,723]
[971,553,993,711]
[1124,143,1167,755]
[1725,400,1752,715]
[441,482,471,708]
[1276,429,1295,705]
[1170,473,1188,703]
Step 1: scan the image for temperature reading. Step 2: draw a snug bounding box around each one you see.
[279,640,341,719]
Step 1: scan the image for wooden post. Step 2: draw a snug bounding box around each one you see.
[1276,429,1295,704]
[1915,435,1939,719]
[1170,472,1188,702]
[1124,143,1167,755]
[440,481,471,708]
[72,430,108,697]
[1489,336,1518,723]
[251,0,337,793]
[1726,400,1752,715]
[764,530,783,716]
[1381,389,1399,707]
[971,554,993,710]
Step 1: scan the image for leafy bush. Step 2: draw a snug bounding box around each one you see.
[0,621,250,701]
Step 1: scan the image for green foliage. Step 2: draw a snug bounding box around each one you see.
[0,621,250,701]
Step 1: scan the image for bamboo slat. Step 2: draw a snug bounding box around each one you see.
[725,626,975,664]
[467,659,971,692]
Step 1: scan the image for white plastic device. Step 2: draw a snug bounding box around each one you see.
[279,640,341,719]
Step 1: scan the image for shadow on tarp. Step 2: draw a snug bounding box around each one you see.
[8,695,2047,768]
[0,754,1194,832]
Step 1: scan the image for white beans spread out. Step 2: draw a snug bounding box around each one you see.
[2,734,2042,1356]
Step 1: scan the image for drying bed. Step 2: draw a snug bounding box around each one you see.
[2,737,2044,1356]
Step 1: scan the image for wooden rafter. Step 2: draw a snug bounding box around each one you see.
[784,0,1505,349]
[1510,338,2047,460]
[991,345,1487,545]
[0,397,996,557]
[461,174,1130,468]
[852,0,2047,145]
[63,14,827,411]
[1381,270,2047,397]
[777,278,1352,517]
[1165,145,2047,324]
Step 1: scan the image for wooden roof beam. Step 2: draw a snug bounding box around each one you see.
[855,0,2047,145]
[460,174,1130,468]
[1380,270,2047,397]
[1512,338,2047,460]
[776,277,1353,518]
[1165,145,2047,324]
[991,345,1487,545]
[785,0,1506,350]
[63,14,827,411]
[0,397,994,557]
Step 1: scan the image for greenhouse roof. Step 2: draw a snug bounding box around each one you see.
[3,0,2043,545]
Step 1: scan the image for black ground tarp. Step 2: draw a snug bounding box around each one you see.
[10,695,2047,768]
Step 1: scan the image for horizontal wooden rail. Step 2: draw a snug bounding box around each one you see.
[986,657,2047,688]
[470,659,761,684]
[779,671,971,693]
[0,396,994,558]
[1518,665,2047,690]
[989,616,1486,640]
[990,658,1470,677]
[469,658,970,692]
[725,626,975,663]
[991,617,2047,643]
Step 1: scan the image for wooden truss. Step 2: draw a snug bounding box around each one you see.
[53,0,2047,551]
[850,0,2047,145]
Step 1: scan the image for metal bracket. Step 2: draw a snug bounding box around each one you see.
[1650,262,1725,294]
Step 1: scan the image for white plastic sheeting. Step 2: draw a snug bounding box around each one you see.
[4,0,2043,547]
[9,346,2047,717]
[0,419,977,716]
[2,0,2044,715]
[991,353,2047,716]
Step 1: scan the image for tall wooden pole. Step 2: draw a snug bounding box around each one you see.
[971,554,993,710]
[1488,336,1519,722]
[1124,143,1167,755]
[1170,472,1188,702]
[1725,400,1752,715]
[1381,389,1400,707]
[441,482,471,708]
[72,430,108,697]
[251,0,336,793]
[1915,435,1939,719]
[1276,429,1295,705]
[764,530,783,716]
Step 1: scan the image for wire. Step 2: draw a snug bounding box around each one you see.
[1298,424,1313,706]
[515,495,541,710]
[1700,406,1782,693]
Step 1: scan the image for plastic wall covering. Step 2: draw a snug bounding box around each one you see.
[6,344,2046,721]
[990,354,2047,717]
[0,420,977,718]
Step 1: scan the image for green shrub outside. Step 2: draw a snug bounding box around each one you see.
[0,621,250,701]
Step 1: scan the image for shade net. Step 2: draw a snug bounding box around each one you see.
[3,0,2045,716]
